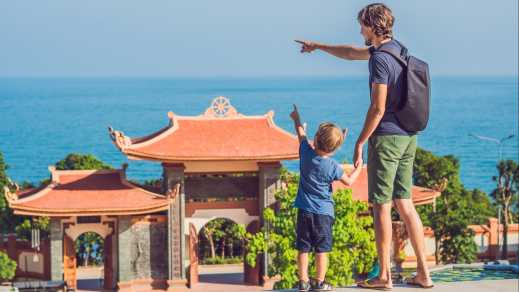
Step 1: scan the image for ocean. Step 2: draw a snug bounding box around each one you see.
[0,76,517,194]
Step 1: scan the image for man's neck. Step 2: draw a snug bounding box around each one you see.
[372,37,392,49]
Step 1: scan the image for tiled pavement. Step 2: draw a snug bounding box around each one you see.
[72,265,518,292]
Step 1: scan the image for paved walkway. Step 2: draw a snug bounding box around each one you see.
[72,264,518,292]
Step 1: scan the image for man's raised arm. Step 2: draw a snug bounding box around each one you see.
[295,40,370,60]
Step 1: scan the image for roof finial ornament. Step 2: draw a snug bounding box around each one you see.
[108,126,132,150]
[203,96,239,118]
[3,178,19,203]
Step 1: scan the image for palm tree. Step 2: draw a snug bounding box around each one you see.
[491,160,518,259]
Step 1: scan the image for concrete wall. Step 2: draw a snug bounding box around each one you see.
[0,234,51,280]
[401,218,519,266]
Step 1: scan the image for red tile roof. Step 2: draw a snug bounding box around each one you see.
[109,97,299,162]
[4,167,169,216]
[332,166,441,205]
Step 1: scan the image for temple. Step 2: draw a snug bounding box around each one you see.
[4,96,441,291]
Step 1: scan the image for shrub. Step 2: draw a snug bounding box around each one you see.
[0,251,16,282]
[245,171,376,289]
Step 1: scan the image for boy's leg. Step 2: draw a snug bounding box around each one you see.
[298,252,310,282]
[296,209,312,284]
[312,213,334,291]
[315,252,328,282]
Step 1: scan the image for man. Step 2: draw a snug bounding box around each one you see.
[296,3,433,290]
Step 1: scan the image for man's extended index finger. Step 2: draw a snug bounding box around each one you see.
[294,40,306,45]
[293,104,298,111]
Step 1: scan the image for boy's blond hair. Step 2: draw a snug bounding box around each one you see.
[314,122,345,154]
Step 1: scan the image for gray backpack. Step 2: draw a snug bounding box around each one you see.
[379,40,430,132]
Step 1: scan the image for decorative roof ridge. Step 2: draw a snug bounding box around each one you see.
[8,164,168,210]
[263,110,299,141]
[48,166,123,183]
[11,203,170,216]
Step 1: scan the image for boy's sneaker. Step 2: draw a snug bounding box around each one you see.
[297,280,311,292]
[312,280,334,292]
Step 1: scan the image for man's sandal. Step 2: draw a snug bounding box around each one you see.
[404,276,434,289]
[357,278,392,291]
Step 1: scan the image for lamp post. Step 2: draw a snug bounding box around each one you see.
[469,133,515,260]
[469,134,515,162]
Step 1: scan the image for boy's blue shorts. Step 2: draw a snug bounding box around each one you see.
[295,208,334,253]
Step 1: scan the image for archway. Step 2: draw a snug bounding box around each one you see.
[195,218,246,286]
[75,232,105,290]
[63,221,115,291]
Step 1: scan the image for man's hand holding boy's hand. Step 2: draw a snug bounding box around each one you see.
[353,142,364,168]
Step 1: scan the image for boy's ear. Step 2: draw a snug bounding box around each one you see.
[342,128,349,138]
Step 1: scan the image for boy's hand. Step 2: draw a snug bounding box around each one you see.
[290,104,300,122]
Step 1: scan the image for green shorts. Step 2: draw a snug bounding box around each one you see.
[367,134,417,205]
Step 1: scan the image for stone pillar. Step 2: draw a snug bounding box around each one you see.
[488,217,499,260]
[244,220,261,285]
[117,216,134,284]
[41,239,51,280]
[162,163,187,290]
[257,162,282,284]
[49,218,63,281]
[6,234,16,262]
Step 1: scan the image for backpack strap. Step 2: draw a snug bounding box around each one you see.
[376,40,409,112]
[377,40,409,67]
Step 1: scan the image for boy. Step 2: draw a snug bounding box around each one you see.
[290,104,363,292]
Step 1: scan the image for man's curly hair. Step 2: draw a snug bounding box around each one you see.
[357,3,394,39]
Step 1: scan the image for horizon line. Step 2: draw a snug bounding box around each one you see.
[0,74,517,79]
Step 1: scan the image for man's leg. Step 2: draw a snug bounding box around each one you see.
[363,135,400,289]
[315,253,328,282]
[393,135,432,286]
[373,203,393,286]
[394,199,432,286]
[298,252,310,282]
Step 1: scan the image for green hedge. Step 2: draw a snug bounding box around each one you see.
[0,251,16,282]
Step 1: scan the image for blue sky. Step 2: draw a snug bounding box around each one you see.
[1,0,517,77]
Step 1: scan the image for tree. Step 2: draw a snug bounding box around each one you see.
[75,232,104,267]
[226,223,246,258]
[414,148,494,263]
[55,153,112,171]
[0,251,16,282]
[200,219,225,259]
[0,152,26,237]
[245,171,376,289]
[491,160,518,259]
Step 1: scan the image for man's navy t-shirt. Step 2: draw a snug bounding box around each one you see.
[368,39,416,136]
[293,139,344,218]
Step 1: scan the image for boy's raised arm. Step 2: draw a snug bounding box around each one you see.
[290,104,307,143]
